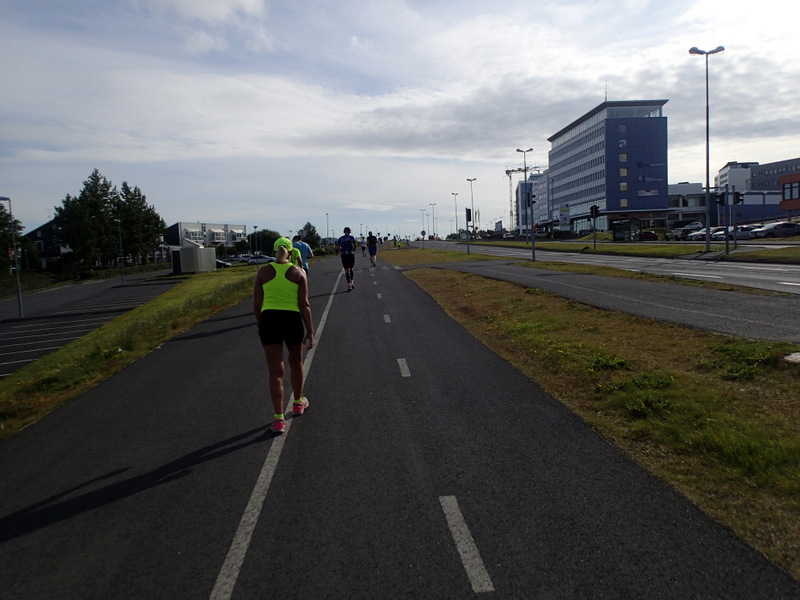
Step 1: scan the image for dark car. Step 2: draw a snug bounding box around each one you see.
[638,230,658,241]
[750,222,800,239]
[215,259,231,268]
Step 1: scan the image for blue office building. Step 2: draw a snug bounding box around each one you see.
[546,100,669,233]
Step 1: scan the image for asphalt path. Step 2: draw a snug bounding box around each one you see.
[442,261,800,342]
[1,253,798,598]
[428,239,800,295]
[0,270,177,378]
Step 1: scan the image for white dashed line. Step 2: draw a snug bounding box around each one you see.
[377,293,382,299]
[384,314,391,323]
[439,496,495,593]
[397,358,411,377]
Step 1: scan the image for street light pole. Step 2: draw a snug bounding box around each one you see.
[451,192,458,237]
[516,148,534,260]
[419,208,426,249]
[690,45,724,253]
[466,178,476,255]
[0,196,23,318]
[113,218,125,286]
[429,203,436,238]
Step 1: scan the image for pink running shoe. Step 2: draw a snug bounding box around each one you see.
[293,397,309,415]
[270,419,285,433]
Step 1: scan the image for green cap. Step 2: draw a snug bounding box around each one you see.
[273,237,293,251]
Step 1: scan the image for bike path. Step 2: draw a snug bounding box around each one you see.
[0,255,797,598]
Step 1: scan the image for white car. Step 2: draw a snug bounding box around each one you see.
[247,256,275,265]
[687,227,724,241]
[710,225,756,241]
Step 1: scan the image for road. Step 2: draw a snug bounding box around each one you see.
[0,270,178,378]
[1,254,798,599]
[429,239,800,295]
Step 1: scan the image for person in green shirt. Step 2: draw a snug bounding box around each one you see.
[253,237,314,433]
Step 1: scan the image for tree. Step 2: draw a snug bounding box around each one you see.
[115,182,166,264]
[54,169,118,267]
[0,203,23,274]
[297,222,321,249]
[54,170,165,268]
[250,229,281,255]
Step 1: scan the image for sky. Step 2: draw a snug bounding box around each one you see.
[2,0,799,240]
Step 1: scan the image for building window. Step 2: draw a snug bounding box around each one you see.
[620,182,628,191]
[619,139,627,148]
[619,124,627,133]
[620,168,628,177]
[619,153,628,163]
[620,198,628,207]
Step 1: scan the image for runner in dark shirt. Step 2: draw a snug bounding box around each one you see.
[337,227,358,291]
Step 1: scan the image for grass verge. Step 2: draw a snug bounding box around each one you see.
[0,268,256,441]
[382,249,800,580]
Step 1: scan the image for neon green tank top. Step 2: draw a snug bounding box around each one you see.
[261,262,300,312]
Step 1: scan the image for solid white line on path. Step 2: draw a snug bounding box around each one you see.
[210,270,343,600]
[397,358,411,377]
[670,272,722,279]
[778,282,800,287]
[439,496,495,594]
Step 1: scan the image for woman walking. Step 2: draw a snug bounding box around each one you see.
[253,237,314,433]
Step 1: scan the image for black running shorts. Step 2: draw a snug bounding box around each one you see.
[258,310,304,347]
[341,254,355,269]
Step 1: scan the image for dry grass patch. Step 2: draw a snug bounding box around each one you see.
[405,267,800,579]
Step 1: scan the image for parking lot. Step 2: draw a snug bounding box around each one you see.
[0,275,180,379]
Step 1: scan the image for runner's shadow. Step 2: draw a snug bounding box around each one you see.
[0,426,267,543]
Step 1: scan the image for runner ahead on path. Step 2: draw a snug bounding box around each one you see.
[337,227,358,291]
[366,231,378,268]
[253,237,314,434]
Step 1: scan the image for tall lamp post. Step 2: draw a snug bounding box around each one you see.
[451,192,458,237]
[419,208,426,249]
[516,148,535,260]
[253,226,258,255]
[113,218,125,286]
[466,178,476,255]
[689,45,724,253]
[0,196,23,318]
[429,203,437,238]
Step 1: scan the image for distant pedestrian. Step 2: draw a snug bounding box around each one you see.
[367,231,378,268]
[337,226,358,291]
[361,238,367,257]
[292,235,314,273]
[253,237,314,434]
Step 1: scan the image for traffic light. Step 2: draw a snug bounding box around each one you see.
[529,194,536,206]
[465,208,472,223]
[590,205,599,219]
[733,192,743,204]
[715,193,726,206]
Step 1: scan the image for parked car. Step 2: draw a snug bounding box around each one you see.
[749,221,800,239]
[682,221,704,231]
[666,227,688,241]
[710,225,756,241]
[687,226,725,241]
[502,232,515,238]
[638,230,658,241]
[215,259,231,268]
[248,256,275,264]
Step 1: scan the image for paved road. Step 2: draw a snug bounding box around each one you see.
[1,254,798,598]
[0,270,178,378]
[428,239,800,295]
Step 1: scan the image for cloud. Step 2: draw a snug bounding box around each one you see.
[2,0,800,234]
